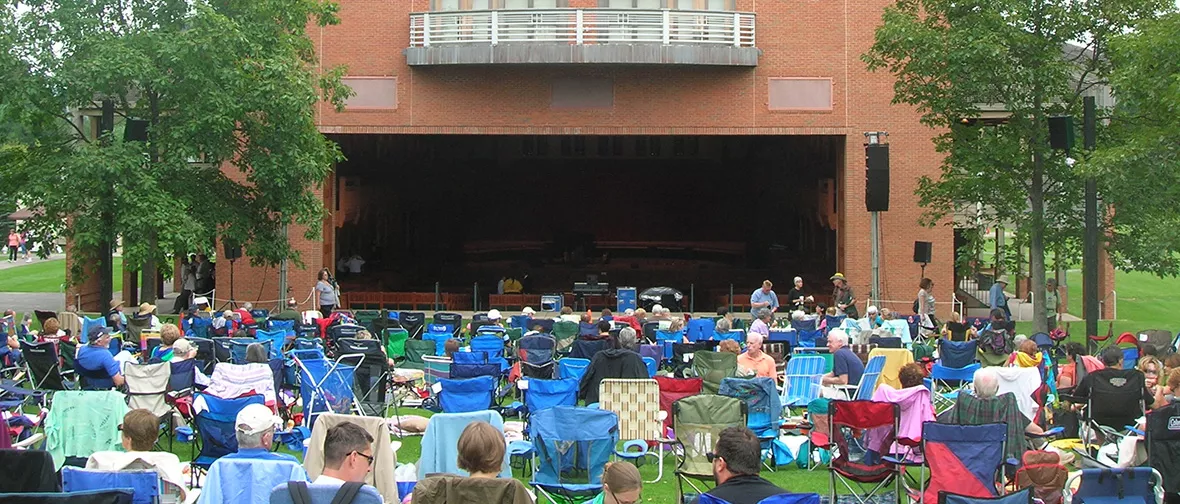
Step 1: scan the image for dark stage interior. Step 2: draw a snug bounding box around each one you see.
[329,134,843,307]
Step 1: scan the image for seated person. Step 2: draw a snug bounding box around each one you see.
[1058,342,1103,389]
[354,329,395,367]
[578,328,648,404]
[245,342,268,364]
[941,312,976,342]
[202,404,309,504]
[150,324,183,363]
[270,298,302,322]
[170,338,210,387]
[590,462,641,504]
[410,421,532,503]
[1010,339,1042,368]
[820,329,864,390]
[37,317,66,343]
[938,367,1061,463]
[1074,346,1156,431]
[737,332,776,379]
[76,326,125,389]
[233,302,256,326]
[87,409,188,502]
[718,339,742,356]
[314,422,376,486]
[691,426,789,504]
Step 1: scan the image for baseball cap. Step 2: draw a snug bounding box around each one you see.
[87,325,110,342]
[487,309,502,320]
[236,403,282,435]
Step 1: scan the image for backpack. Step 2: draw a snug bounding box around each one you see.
[912,298,920,313]
[287,481,366,504]
[978,329,1010,356]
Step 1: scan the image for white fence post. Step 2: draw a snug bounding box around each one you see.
[576,9,584,45]
[491,10,499,45]
[662,9,670,45]
[423,13,431,47]
[732,12,740,47]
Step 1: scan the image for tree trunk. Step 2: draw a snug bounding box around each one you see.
[139,90,160,304]
[1029,78,1048,334]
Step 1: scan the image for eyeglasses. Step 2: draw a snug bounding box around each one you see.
[706,451,719,463]
[608,489,641,504]
[117,424,123,431]
[353,451,374,466]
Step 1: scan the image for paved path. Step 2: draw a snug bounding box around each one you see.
[0,254,178,313]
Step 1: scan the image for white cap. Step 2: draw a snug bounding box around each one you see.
[521,307,536,316]
[794,276,803,283]
[867,305,879,313]
[235,403,282,435]
[487,309,502,320]
[193,296,209,305]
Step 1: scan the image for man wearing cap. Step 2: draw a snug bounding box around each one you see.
[989,275,1011,319]
[76,326,125,388]
[830,273,858,319]
[750,280,779,317]
[271,298,302,322]
[222,403,301,463]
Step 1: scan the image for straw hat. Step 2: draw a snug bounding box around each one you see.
[137,302,157,316]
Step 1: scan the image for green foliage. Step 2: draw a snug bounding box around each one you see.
[1,0,351,285]
[1095,13,1180,277]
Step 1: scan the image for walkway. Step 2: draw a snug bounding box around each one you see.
[0,254,178,313]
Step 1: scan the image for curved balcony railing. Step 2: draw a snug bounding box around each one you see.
[409,8,756,48]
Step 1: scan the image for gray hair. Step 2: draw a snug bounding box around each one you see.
[973,368,1000,398]
[245,342,268,363]
[827,328,848,346]
[235,426,273,449]
[755,308,772,321]
[791,310,805,321]
[243,302,253,311]
[746,331,763,346]
[618,327,638,350]
[715,317,732,333]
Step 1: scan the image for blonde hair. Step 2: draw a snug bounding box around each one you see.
[356,329,373,340]
[718,339,741,354]
[669,318,685,332]
[160,324,182,346]
[456,421,505,475]
[602,461,642,494]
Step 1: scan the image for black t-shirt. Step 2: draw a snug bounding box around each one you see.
[691,475,789,504]
[786,287,807,306]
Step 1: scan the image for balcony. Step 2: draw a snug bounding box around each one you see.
[405,8,758,66]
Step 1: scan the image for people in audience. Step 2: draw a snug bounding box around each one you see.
[579,327,647,404]
[457,421,505,478]
[633,308,647,326]
[1139,355,1167,407]
[86,409,188,502]
[750,280,779,317]
[749,308,771,340]
[150,324,183,363]
[1058,342,1102,389]
[245,342,268,364]
[222,403,300,462]
[716,306,733,325]
[714,317,732,335]
[486,309,504,327]
[821,329,863,389]
[1010,339,1042,368]
[786,276,812,312]
[315,421,376,485]
[559,306,580,323]
[76,326,125,388]
[599,308,613,322]
[941,311,975,342]
[973,367,1044,435]
[596,320,612,339]
[38,317,65,342]
[212,310,234,332]
[591,461,642,504]
[170,338,210,386]
[521,306,536,318]
[864,305,882,330]
[738,332,776,379]
[107,300,126,332]
[718,339,742,355]
[444,338,461,358]
[234,302,256,326]
[136,302,162,330]
[271,298,302,321]
[667,317,685,335]
[692,426,788,504]
[898,362,926,389]
[830,273,857,319]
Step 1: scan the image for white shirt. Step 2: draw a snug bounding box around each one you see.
[313,474,348,486]
[345,257,365,273]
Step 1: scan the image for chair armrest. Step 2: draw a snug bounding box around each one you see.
[1026,426,1064,439]
[897,437,921,448]
[13,432,45,449]
[882,455,923,467]
[1127,426,1145,437]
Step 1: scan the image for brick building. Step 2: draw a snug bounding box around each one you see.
[68,0,1117,318]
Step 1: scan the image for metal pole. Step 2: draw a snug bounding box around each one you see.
[434,281,440,312]
[690,283,695,314]
[1083,96,1099,343]
[870,211,880,303]
[278,223,288,307]
[728,283,734,314]
[473,282,479,312]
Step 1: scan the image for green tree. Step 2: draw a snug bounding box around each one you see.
[863,0,1166,332]
[2,0,350,307]
[1097,13,1180,277]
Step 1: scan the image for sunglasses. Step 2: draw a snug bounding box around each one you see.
[353,451,374,466]
[706,452,720,463]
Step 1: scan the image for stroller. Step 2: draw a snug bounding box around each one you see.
[529,406,619,504]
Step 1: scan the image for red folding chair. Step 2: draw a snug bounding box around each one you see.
[828,399,901,504]
[656,376,702,432]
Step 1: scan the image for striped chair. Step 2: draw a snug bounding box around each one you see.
[599,378,667,483]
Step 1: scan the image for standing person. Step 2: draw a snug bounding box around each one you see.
[6,229,19,262]
[989,275,1011,319]
[691,427,789,504]
[313,268,338,315]
[917,277,938,337]
[195,254,212,296]
[786,276,812,312]
[1045,278,1061,330]
[749,280,779,317]
[19,230,29,262]
[173,255,196,314]
[830,273,858,319]
[590,462,642,504]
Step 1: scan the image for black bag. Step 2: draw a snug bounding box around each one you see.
[913,298,920,313]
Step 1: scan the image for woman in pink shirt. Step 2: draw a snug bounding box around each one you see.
[6,231,19,262]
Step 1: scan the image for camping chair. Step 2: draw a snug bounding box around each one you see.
[303,413,399,501]
[450,351,501,380]
[43,390,127,468]
[202,457,307,504]
[931,340,981,412]
[781,355,826,409]
[253,329,285,359]
[521,377,578,425]
[551,321,579,353]
[1146,401,1180,498]
[1064,468,1164,504]
[228,338,271,364]
[827,400,900,504]
[336,338,390,416]
[471,333,509,372]
[558,357,591,382]
[400,338,435,370]
[268,483,382,504]
[189,393,266,482]
[569,338,611,361]
[692,350,738,394]
[1076,369,1148,465]
[529,406,619,504]
[898,422,1007,504]
[122,362,172,448]
[674,394,748,503]
[293,353,362,428]
[422,355,451,388]
[518,334,557,379]
[941,488,1034,504]
[686,318,716,342]
[211,337,233,363]
[720,376,783,471]
[439,375,496,413]
[60,467,160,504]
[164,359,197,447]
[324,323,363,356]
[187,337,216,376]
[422,330,452,357]
[20,340,69,391]
[398,312,426,339]
[33,310,56,328]
[598,378,667,482]
[655,376,702,432]
[382,328,409,363]
[433,312,462,338]
[0,449,59,492]
[418,409,512,479]
[835,354,886,400]
[697,494,822,504]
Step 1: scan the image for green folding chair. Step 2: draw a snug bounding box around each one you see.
[551,321,578,353]
[400,339,436,370]
[691,350,738,395]
[383,328,410,361]
[674,394,748,503]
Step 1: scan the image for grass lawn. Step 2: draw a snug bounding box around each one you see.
[0,258,123,293]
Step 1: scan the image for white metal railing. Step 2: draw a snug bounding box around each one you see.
[409,8,756,48]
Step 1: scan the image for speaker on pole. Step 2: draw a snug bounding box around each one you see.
[865,143,890,212]
[224,242,241,261]
[1048,116,1075,151]
[124,119,149,142]
[913,241,932,264]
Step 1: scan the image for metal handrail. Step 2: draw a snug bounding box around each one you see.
[409,8,756,48]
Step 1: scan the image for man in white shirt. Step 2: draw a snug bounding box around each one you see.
[345,254,365,274]
[314,421,376,486]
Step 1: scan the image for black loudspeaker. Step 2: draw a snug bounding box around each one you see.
[1048,116,1075,150]
[224,242,241,261]
[865,144,890,212]
[913,241,932,264]
[124,119,149,142]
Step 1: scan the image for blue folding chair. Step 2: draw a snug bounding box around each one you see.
[230,338,272,364]
[1122,347,1140,369]
[1066,467,1163,504]
[529,406,619,503]
[781,355,825,408]
[439,375,496,414]
[578,323,598,337]
[268,319,295,337]
[61,467,159,504]
[80,317,107,344]
[470,334,509,372]
[423,331,452,356]
[450,351,500,379]
[558,358,590,382]
[190,393,266,476]
[569,339,611,361]
[931,340,981,411]
[823,315,846,336]
[656,330,684,360]
[522,377,579,416]
[417,410,512,479]
[836,355,885,400]
[797,329,821,348]
[686,319,716,342]
[720,376,783,470]
[939,488,1033,504]
[294,355,358,428]
[643,356,658,377]
[509,315,532,331]
[254,329,286,359]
